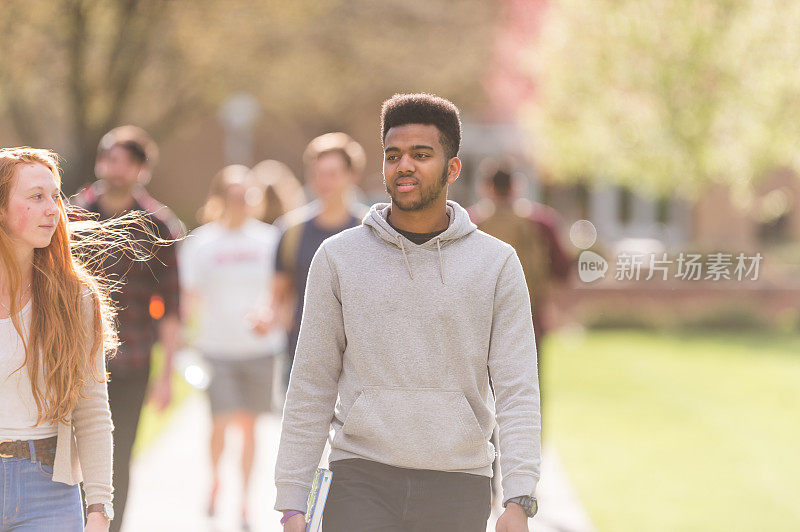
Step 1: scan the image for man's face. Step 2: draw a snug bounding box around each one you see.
[308,152,354,203]
[2,163,60,252]
[102,145,143,190]
[383,124,458,212]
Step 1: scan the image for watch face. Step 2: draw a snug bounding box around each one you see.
[104,503,115,520]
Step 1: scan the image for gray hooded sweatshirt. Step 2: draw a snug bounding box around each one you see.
[275,200,541,512]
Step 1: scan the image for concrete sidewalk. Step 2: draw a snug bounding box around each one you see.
[122,393,595,532]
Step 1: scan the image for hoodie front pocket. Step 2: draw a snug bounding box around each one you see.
[340,386,493,471]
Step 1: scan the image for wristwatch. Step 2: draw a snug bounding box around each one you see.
[87,503,115,521]
[503,495,538,518]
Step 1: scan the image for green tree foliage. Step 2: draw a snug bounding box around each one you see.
[524,0,800,198]
[0,0,496,190]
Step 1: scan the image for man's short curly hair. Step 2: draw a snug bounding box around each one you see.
[381,93,461,159]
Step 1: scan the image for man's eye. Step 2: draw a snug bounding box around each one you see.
[415,153,430,159]
[31,194,42,199]
[386,155,397,161]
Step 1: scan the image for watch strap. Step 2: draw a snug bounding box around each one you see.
[504,495,537,518]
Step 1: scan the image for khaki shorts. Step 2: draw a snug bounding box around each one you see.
[203,355,274,415]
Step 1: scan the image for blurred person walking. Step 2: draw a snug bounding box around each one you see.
[275,94,540,532]
[270,133,367,387]
[470,163,571,356]
[179,165,284,530]
[70,127,184,532]
[0,148,116,530]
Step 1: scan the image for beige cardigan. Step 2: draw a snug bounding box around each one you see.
[51,296,114,507]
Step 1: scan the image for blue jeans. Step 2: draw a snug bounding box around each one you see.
[0,440,83,531]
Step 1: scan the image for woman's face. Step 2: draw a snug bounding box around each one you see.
[2,163,60,253]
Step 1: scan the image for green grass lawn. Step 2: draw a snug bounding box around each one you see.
[544,329,800,532]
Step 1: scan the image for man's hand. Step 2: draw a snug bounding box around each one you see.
[495,502,530,532]
[148,374,172,412]
[155,313,180,411]
[247,308,276,336]
[84,512,110,532]
[282,512,306,531]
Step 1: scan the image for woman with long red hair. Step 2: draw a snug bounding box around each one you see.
[0,147,116,530]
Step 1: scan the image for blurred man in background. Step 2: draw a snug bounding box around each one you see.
[470,162,571,358]
[70,126,184,532]
[270,132,367,387]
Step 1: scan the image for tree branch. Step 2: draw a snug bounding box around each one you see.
[145,91,208,141]
[4,91,43,145]
[65,0,90,150]
[101,0,171,133]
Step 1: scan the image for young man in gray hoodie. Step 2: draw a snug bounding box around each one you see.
[275,93,540,532]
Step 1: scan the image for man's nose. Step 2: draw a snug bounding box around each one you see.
[397,153,414,173]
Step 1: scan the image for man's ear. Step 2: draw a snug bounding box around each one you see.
[446,157,462,184]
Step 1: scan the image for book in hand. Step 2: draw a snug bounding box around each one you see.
[306,468,333,532]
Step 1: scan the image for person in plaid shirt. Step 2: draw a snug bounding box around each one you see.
[70,126,184,532]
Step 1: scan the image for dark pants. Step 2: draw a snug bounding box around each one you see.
[323,459,491,532]
[107,368,150,532]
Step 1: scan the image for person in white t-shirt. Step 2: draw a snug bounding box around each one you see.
[179,165,284,529]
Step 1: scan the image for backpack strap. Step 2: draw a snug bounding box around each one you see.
[279,222,306,276]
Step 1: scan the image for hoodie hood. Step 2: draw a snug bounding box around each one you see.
[362,200,477,283]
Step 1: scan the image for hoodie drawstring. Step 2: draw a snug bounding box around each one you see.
[436,237,445,284]
[398,237,414,280]
[397,236,445,284]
